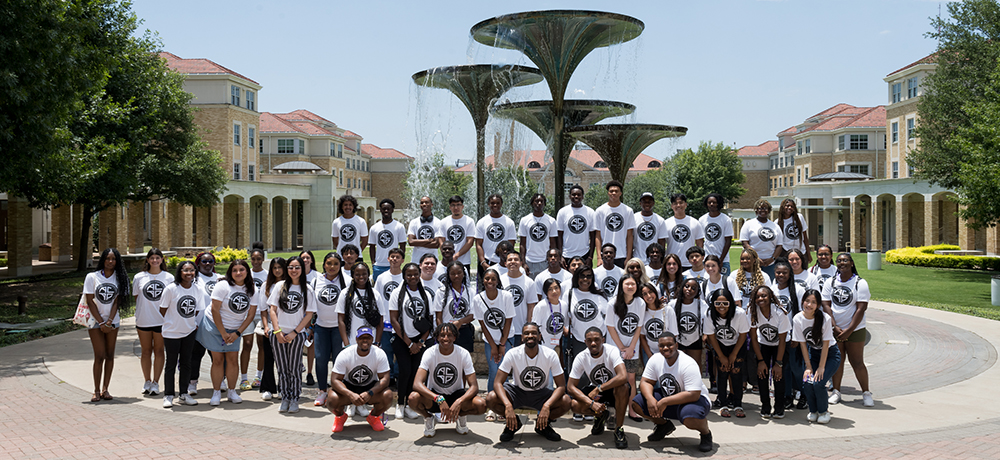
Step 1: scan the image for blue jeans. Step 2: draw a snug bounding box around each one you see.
[803,345,841,414]
[785,344,804,399]
[721,261,731,277]
[372,265,389,282]
[380,330,397,379]
[313,325,342,391]
[760,262,776,280]
[484,337,514,393]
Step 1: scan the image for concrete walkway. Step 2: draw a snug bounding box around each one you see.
[2,300,999,459]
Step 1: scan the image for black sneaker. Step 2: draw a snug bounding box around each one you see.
[796,398,808,410]
[592,410,610,436]
[534,424,561,442]
[712,399,723,409]
[708,385,718,395]
[784,399,794,410]
[499,415,522,442]
[305,373,316,387]
[772,408,785,419]
[698,431,713,452]
[647,420,676,442]
[614,427,628,449]
[760,405,772,419]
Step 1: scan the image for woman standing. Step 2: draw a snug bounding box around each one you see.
[776,199,810,265]
[669,278,705,372]
[533,278,569,351]
[300,250,319,387]
[740,199,784,279]
[242,249,268,390]
[772,260,807,410]
[336,261,381,347]
[389,263,434,420]
[655,253,684,302]
[823,253,874,408]
[748,285,790,419]
[256,257,286,401]
[199,260,256,406]
[700,255,740,308]
[133,248,173,396]
[809,245,838,291]
[639,282,677,364]
[312,252,346,406]
[189,252,222,396]
[624,257,651,286]
[160,261,202,408]
[605,275,645,421]
[267,256,317,413]
[473,269,514,422]
[83,248,130,402]
[793,289,841,423]
[729,248,771,310]
[704,288,749,418]
[434,261,475,354]
[787,249,819,291]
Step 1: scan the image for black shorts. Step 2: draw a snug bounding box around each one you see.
[429,390,467,413]
[502,382,553,411]
[136,325,162,333]
[341,381,377,395]
[679,338,703,351]
[580,383,628,405]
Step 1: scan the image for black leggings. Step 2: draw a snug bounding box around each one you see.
[758,343,785,411]
[259,334,277,394]
[189,340,207,381]
[714,343,745,408]
[391,334,427,405]
[164,332,196,397]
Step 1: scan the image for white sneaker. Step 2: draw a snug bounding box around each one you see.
[142,380,152,395]
[862,391,874,407]
[279,399,290,413]
[423,416,437,437]
[288,399,300,413]
[404,405,420,420]
[188,381,198,396]
[179,394,198,406]
[346,404,355,417]
[573,413,584,422]
[262,391,273,401]
[210,390,222,406]
[807,412,818,422]
[456,415,469,435]
[394,404,405,419]
[162,396,173,408]
[220,381,228,392]
[228,391,243,404]
[149,382,159,396]
[817,411,832,424]
[356,404,370,417]
[828,389,841,405]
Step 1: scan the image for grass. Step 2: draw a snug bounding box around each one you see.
[0,321,84,347]
[0,272,88,323]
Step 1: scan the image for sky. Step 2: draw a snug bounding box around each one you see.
[133,0,943,163]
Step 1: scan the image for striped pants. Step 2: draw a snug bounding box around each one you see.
[270,332,306,401]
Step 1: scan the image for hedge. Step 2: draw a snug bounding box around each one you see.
[166,246,249,269]
[885,244,1000,271]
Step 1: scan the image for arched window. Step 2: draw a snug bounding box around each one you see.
[647,160,661,168]
[527,161,541,169]
[594,161,607,168]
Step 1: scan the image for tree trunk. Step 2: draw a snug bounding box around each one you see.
[76,205,95,272]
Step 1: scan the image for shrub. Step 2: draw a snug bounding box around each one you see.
[212,246,248,263]
[885,244,1000,271]
[0,258,6,267]
[165,256,192,269]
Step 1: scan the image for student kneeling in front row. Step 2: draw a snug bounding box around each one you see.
[327,326,393,432]
[408,322,487,437]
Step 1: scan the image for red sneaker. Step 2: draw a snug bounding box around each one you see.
[332,414,348,433]
[367,414,385,431]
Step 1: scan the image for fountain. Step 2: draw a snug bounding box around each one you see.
[567,124,688,184]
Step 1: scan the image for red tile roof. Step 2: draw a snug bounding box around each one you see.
[159,52,258,85]
[283,109,336,125]
[454,149,662,173]
[259,111,347,139]
[361,144,412,160]
[259,113,299,133]
[886,52,937,77]
[737,140,778,157]
[796,105,886,133]
[341,130,362,139]
[805,103,856,121]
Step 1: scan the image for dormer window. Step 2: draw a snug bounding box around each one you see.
[647,160,661,168]
[527,161,541,168]
[594,161,607,168]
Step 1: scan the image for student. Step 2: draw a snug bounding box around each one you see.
[199,260,256,406]
[369,198,407,281]
[476,193,517,288]
[682,246,707,282]
[84,248,130,402]
[704,289,748,418]
[778,198,811,265]
[532,278,569,351]
[299,249,319,386]
[267,256,317,414]
[300,249,319,286]
[655,253,684,302]
[605,275,645,421]
[567,327,631,449]
[532,249,571,301]
[793,289,841,424]
[700,255,740,308]
[245,249,268,390]
[640,282,678,365]
[340,244,361,281]
[625,257,651,286]
[670,278,706,367]
[189,252,222,396]
[408,195,441,264]
[374,248,404,379]
[633,192,667,261]
[699,193,734,275]
[435,241,457,285]
[159,261,202,408]
[335,261,383,416]
[772,260,807,410]
[788,249,820,291]
[473,269,515,422]
[729,248,772,310]
[556,184,597,265]
[748,285,790,419]
[519,193,558,277]
[418,253,442,299]
[644,243,666,281]
[438,195,476,273]
[740,199,784,279]
[809,245,838,291]
[327,327,393,433]
[500,251,538,347]
[312,252,347,407]
[409,323,487,437]
[434,261,476,354]
[563,267,610,376]
[389,263,435,420]
[133,248,172,397]
[256,258,286,401]
[594,180,636,268]
[823,253,874,408]
[488,240,516,277]
[594,244,623,297]
[332,194,369,254]
[663,193,704,271]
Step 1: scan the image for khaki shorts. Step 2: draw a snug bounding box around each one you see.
[844,328,867,344]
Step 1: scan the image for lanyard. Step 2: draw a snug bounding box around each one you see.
[450,284,465,317]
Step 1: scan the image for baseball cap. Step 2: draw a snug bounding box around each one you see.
[640,192,655,200]
[356,326,374,339]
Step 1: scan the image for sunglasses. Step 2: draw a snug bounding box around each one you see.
[714,301,730,307]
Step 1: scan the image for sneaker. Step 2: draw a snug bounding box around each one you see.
[772,409,785,419]
[807,412,818,422]
[367,414,385,431]
[288,399,300,413]
[614,427,628,449]
[423,416,437,437]
[162,396,173,408]
[228,392,242,404]
[712,399,723,409]
[239,380,252,391]
[698,431,713,452]
[394,404,404,419]
[783,399,794,410]
[220,381,227,392]
[210,390,222,406]
[251,377,261,388]
[862,391,875,407]
[346,404,355,417]
[796,398,808,410]
[179,394,198,406]
[188,381,198,396]
[583,415,594,421]
[142,381,151,395]
[357,404,370,417]
[306,373,316,386]
[261,391,273,401]
[278,399,290,413]
[760,407,772,419]
[456,415,469,435]
[149,382,159,396]
[573,413,584,422]
[647,420,676,442]
[535,424,561,442]
[404,405,420,420]
[499,415,522,442]
[332,414,348,433]
[592,410,610,436]
[828,389,841,405]
[817,411,832,424]
[314,391,327,407]
[708,385,718,395]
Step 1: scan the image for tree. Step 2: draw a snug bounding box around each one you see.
[482,164,540,221]
[669,141,746,218]
[912,0,1000,228]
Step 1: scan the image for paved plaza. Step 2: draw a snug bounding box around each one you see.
[2,300,999,459]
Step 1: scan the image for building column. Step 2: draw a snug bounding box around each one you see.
[957,205,975,251]
[924,195,940,247]
[283,200,293,251]
[943,201,958,245]
[99,204,128,252]
[822,208,839,250]
[168,202,193,248]
[870,199,882,252]
[50,205,72,262]
[210,203,225,249]
[128,201,145,254]
[261,201,273,251]
[7,196,33,277]
[150,201,169,251]
[195,207,211,246]
[71,204,84,261]
[895,198,909,249]
[849,198,862,253]
[237,199,250,249]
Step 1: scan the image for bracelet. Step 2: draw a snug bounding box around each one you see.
[274,328,282,334]
[435,395,446,404]
[776,362,784,367]
[597,384,603,393]
[367,390,375,398]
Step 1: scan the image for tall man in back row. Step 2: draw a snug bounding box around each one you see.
[556,184,596,267]
[595,181,635,269]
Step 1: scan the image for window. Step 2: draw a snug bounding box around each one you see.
[909,164,915,177]
[331,142,337,157]
[804,139,811,154]
[891,122,898,143]
[891,82,902,103]
[783,177,787,187]
[246,90,255,111]
[249,165,255,181]
[338,145,343,157]
[838,135,845,151]
[233,124,240,145]
[892,161,899,179]
[594,161,607,168]
[278,139,294,154]
[248,128,255,150]
[231,85,240,106]
[838,164,870,175]
[907,118,915,139]
[805,167,809,181]
[297,139,305,154]
[797,142,802,155]
[849,134,868,150]
[907,77,919,98]
[778,138,784,150]
[339,170,343,185]
[233,162,241,180]
[259,139,263,153]
[647,160,661,168]
[797,169,801,184]
[779,157,784,168]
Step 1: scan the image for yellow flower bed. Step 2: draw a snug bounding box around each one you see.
[885,244,1000,271]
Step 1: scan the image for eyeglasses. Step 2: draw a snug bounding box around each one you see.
[579,274,594,279]
[287,265,302,270]
[714,301,730,307]
[200,260,216,265]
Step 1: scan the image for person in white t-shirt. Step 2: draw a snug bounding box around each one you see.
[500,251,538,345]
[532,278,569,351]
[389,263,436,420]
[747,285,790,419]
[486,322,572,442]
[159,261,202,408]
[594,244,624,298]
[245,249,268,390]
[633,192,667,262]
[408,196,441,264]
[639,282,678,366]
[822,253,873,408]
[312,252,347,407]
[473,269,515,423]
[369,198,407,281]
[199,260,257,406]
[533,249,572,301]
[556,184,597,264]
[630,333,714,452]
[267,256,317,414]
[793,289,841,424]
[605,275,646,420]
[434,261,475,353]
[682,246,707,283]
[699,193,734,276]
[83,247,130,403]
[644,243,666,282]
[809,245,838,291]
[256,258,286,401]
[563,267,610,372]
[332,194,369,254]
[519,194,558,278]
[327,327,393,433]
[438,195,476,272]
[133,248,173,397]
[729,248,772,310]
[740,199,784,279]
[409,323,487,437]
[787,249,820,292]
[567,327,631,449]
[777,198,811,265]
[476,194,517,288]
[704,288,749,418]
[700,255,740,308]
[594,180,636,268]
[663,193,704,271]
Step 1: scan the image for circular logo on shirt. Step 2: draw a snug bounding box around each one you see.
[318,284,341,306]
[96,283,118,303]
[832,285,853,307]
[433,362,459,389]
[447,225,465,243]
[519,366,546,390]
[590,364,614,385]
[485,308,506,330]
[705,223,722,242]
[618,312,640,336]
[350,297,369,320]
[546,312,565,335]
[759,324,779,343]
[177,295,198,318]
[529,223,548,242]
[716,325,737,342]
[438,272,449,285]
[601,277,618,296]
[739,281,754,297]
[347,365,374,386]
[340,224,357,242]
[229,291,251,314]
[672,224,691,243]
[253,277,263,288]
[804,328,815,345]
[142,280,165,302]
[644,318,665,341]
[818,274,832,290]
[449,297,469,318]
[377,230,394,249]
[785,222,801,240]
[404,296,426,318]
[679,312,699,334]
[418,224,435,240]
[637,221,658,241]
[204,280,217,296]
[758,227,776,242]
[568,215,587,234]
[605,213,624,232]
[574,299,598,322]
[486,223,505,242]
[659,374,680,396]
[506,285,524,306]
[778,295,790,309]
[383,281,399,300]
[795,279,807,289]
[281,291,303,314]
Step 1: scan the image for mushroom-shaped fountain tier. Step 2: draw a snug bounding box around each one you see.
[566,124,688,184]
[412,65,543,218]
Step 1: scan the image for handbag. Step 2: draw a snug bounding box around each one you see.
[72,295,98,328]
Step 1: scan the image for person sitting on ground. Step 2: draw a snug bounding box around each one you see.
[408,323,487,437]
[328,326,393,433]
[567,327,631,449]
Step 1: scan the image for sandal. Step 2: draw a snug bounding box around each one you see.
[484,410,497,422]
[101,391,113,401]
[91,393,101,403]
[720,407,731,418]
[734,407,746,418]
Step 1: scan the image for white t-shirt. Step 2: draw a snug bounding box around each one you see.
[434,284,474,324]
[499,344,563,392]
[569,344,624,385]
[704,306,750,347]
[532,269,572,301]
[421,277,442,303]
[159,282,205,339]
[389,285,432,338]
[699,213,734,259]
[332,214,369,254]
[642,350,709,396]
[500,273,538,337]
[604,297,645,350]
[729,271,773,310]
[518,212,557,263]
[792,270,820,292]
[132,271,173,328]
[250,269,267,290]
[809,265,838,291]
[475,214,517,264]
[419,344,476,395]
[534,298,568,348]
[408,215,441,263]
[369,220,407,267]
[83,271,122,324]
[646,266,662,282]
[594,202,636,254]
[335,284,379,345]
[211,281,256,330]
[313,274,346,328]
[778,213,808,254]
[556,204,595,258]
[374,271,403,320]
[739,219,784,261]
[700,276,740,307]
[594,265,623,298]
[822,274,870,330]
[473,290,515,345]
[633,212,666,260]
[438,215,477,265]
[664,215,704,263]
[749,305,791,347]
[682,268,706,284]
[266,281,317,331]
[197,271,222,298]
[771,282,806,318]
[641,306,678,353]
[332,345,390,388]
[669,298,706,347]
[564,289,609,340]
[792,312,835,350]
[256,283,278,315]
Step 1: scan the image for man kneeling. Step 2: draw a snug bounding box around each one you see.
[567,327,631,449]
[327,327,393,432]
[486,322,572,442]
[631,333,714,452]
[409,323,487,437]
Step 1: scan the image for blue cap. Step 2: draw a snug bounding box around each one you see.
[356,326,374,338]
